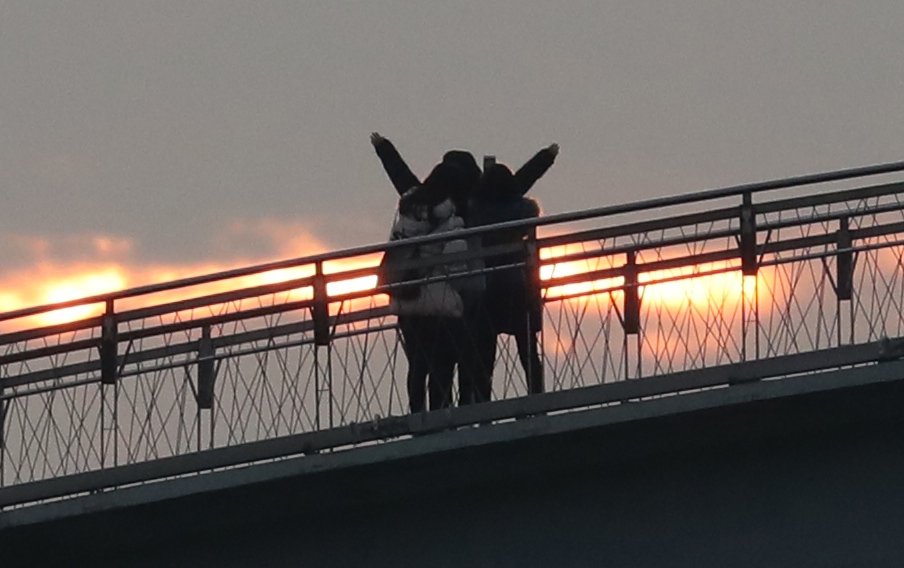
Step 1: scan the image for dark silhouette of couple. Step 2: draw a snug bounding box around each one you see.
[372,133,558,413]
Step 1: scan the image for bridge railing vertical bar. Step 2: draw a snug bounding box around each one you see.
[196,324,216,451]
[525,226,544,395]
[623,249,640,378]
[312,261,333,431]
[739,192,758,362]
[0,384,5,489]
[835,216,852,347]
[100,298,118,469]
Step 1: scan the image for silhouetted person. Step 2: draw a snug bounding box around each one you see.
[386,164,468,412]
[371,133,481,215]
[371,133,557,405]
[469,147,558,400]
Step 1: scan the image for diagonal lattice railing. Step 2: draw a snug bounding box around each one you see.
[3,160,904,506]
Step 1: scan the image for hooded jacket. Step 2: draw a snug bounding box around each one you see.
[468,163,547,334]
[387,189,468,318]
[469,163,543,261]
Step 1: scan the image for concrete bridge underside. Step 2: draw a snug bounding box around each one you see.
[3,363,904,567]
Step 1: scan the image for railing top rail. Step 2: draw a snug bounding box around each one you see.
[2,159,903,324]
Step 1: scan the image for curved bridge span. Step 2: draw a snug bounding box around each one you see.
[4,162,904,566]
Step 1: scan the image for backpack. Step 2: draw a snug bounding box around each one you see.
[378,240,422,301]
[378,207,432,301]
[379,196,471,304]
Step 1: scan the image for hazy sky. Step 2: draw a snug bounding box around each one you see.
[2,1,904,303]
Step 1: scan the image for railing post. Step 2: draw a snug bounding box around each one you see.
[738,193,760,361]
[100,299,118,386]
[0,389,5,488]
[525,227,544,395]
[622,250,642,379]
[195,325,216,451]
[196,325,216,410]
[99,298,118,468]
[312,262,330,347]
[836,215,855,346]
[312,262,333,430]
[623,250,640,335]
[836,216,854,301]
[740,192,758,276]
[0,386,4,450]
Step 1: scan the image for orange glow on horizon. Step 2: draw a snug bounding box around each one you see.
[1,235,768,333]
[37,270,128,326]
[639,263,747,307]
[0,255,386,333]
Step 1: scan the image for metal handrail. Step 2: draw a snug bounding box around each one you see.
[2,159,902,324]
[1,167,904,365]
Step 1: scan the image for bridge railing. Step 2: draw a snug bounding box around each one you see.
[3,160,904,503]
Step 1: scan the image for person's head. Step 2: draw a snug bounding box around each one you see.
[422,161,464,203]
[477,163,519,201]
[398,162,460,216]
[440,150,480,213]
[442,150,481,189]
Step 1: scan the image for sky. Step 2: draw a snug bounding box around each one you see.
[2,1,904,311]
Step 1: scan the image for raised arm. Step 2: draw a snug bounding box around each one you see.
[371,132,421,195]
[513,143,559,196]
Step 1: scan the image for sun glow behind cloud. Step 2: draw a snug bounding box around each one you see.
[0,222,350,331]
[539,242,758,310]
[36,269,128,326]
[1,225,769,334]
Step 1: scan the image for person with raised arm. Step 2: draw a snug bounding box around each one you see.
[371,133,558,406]
[467,145,559,402]
[384,163,469,412]
[370,133,556,218]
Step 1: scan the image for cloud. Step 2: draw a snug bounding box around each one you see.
[0,218,342,327]
[1,232,134,269]
[209,218,330,260]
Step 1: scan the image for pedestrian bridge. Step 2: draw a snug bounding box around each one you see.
[3,162,904,566]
